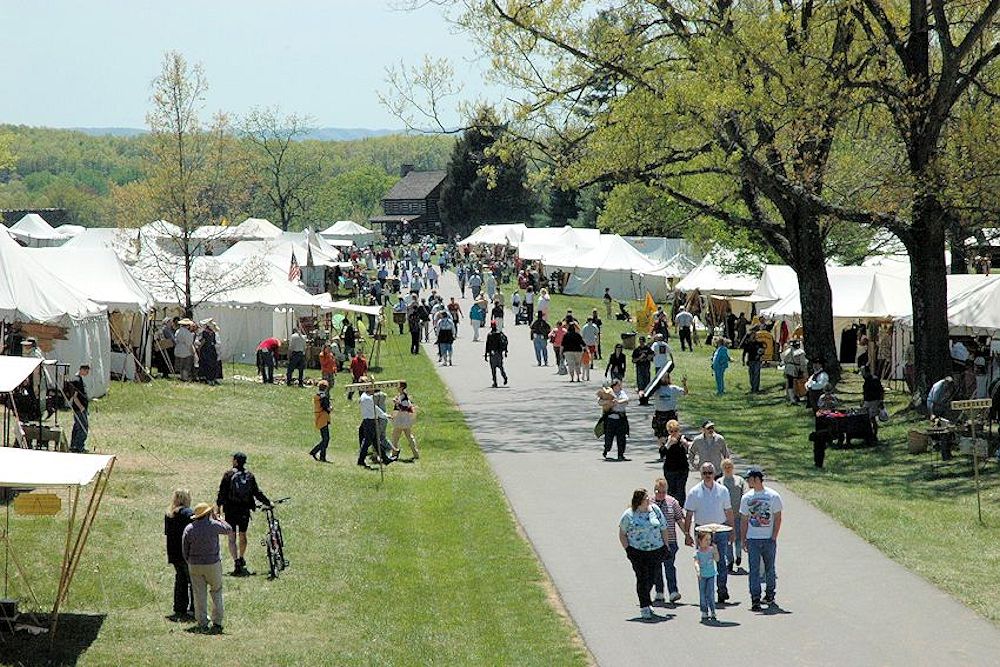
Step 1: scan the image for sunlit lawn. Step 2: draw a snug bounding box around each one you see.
[537,286,1000,624]
[1,332,587,667]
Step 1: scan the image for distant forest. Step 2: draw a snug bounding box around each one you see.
[0,125,455,229]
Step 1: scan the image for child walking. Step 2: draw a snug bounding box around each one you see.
[694,530,719,621]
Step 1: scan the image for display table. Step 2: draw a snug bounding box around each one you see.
[815,410,875,446]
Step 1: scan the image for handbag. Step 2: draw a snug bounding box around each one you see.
[594,414,606,438]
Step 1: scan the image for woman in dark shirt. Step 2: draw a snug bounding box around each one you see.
[605,344,628,382]
[164,489,194,619]
[561,323,586,382]
[660,420,692,507]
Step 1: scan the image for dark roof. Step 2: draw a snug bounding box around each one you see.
[383,171,446,201]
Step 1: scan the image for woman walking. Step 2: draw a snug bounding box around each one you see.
[561,322,586,382]
[711,337,731,395]
[310,380,331,461]
[605,344,628,382]
[390,381,420,460]
[618,488,671,620]
[470,297,487,342]
[660,419,692,507]
[164,489,194,620]
[600,378,630,460]
[319,343,337,386]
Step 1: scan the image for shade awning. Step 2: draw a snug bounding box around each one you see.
[0,357,43,392]
[0,448,115,487]
[330,299,384,317]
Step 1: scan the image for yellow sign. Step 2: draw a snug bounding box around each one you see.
[951,399,993,410]
[14,493,62,516]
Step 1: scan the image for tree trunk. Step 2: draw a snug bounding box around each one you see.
[905,195,952,398]
[948,214,968,275]
[787,210,841,384]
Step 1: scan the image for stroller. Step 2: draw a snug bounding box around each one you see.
[615,302,631,321]
[514,303,530,325]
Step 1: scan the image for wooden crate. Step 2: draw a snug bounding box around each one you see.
[907,429,929,454]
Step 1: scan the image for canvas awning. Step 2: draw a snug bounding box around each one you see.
[330,299,384,316]
[0,448,114,487]
[0,356,42,392]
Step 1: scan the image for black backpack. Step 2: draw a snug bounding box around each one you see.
[499,332,509,353]
[230,469,253,505]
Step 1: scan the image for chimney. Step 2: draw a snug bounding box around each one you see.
[400,164,415,178]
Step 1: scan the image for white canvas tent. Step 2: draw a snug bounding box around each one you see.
[29,248,155,313]
[0,232,111,396]
[546,234,670,301]
[897,275,1000,336]
[7,213,67,247]
[743,265,798,307]
[459,223,528,246]
[675,246,761,296]
[518,226,602,261]
[233,217,283,240]
[320,220,375,246]
[54,224,86,238]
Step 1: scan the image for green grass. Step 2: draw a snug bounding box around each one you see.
[2,333,588,667]
[537,286,1000,624]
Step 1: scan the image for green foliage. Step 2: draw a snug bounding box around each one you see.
[439,107,539,235]
[310,165,398,223]
[598,182,691,237]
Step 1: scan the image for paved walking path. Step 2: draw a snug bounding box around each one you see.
[425,270,1000,666]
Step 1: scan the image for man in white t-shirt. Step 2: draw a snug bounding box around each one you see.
[650,334,674,373]
[739,467,783,611]
[682,462,734,604]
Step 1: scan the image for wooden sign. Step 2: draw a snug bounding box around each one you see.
[13,493,61,516]
[951,398,993,410]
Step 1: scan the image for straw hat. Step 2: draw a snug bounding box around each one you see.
[178,318,195,327]
[191,502,213,520]
[694,523,733,534]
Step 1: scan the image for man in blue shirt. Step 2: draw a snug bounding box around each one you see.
[646,374,688,457]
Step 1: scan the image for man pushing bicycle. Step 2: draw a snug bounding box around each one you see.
[217,451,271,576]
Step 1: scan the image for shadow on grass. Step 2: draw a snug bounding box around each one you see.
[1,613,105,666]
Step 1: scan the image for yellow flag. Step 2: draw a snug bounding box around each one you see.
[636,292,656,332]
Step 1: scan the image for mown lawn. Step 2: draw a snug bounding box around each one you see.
[536,286,1000,624]
[2,332,588,667]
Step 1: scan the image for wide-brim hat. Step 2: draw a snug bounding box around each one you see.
[178,318,195,326]
[695,523,733,534]
[192,502,213,520]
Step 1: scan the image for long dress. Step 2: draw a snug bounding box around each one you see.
[198,329,222,382]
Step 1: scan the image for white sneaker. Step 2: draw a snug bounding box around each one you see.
[640,606,653,619]
[669,592,682,603]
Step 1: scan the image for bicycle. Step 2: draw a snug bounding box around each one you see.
[257,496,290,579]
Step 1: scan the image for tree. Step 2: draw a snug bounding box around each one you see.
[137,51,259,313]
[309,166,397,224]
[447,1,877,381]
[439,107,537,236]
[598,183,689,237]
[240,107,320,231]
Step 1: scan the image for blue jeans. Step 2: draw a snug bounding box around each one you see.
[748,361,762,392]
[71,409,89,452]
[747,538,777,601]
[712,531,730,596]
[713,366,726,394]
[533,335,548,364]
[698,575,716,614]
[653,543,678,596]
[727,521,742,566]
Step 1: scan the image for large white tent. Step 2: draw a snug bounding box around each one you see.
[744,265,798,307]
[233,217,283,240]
[0,231,111,396]
[459,223,528,246]
[675,246,761,296]
[29,248,155,313]
[320,220,375,246]
[7,213,67,247]
[896,275,1000,336]
[546,234,669,301]
[519,226,602,261]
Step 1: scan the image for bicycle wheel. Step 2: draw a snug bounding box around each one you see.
[273,519,288,570]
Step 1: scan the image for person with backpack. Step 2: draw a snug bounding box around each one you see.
[484,321,509,387]
[216,452,271,576]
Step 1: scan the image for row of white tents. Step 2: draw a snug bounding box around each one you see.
[0,216,379,397]
[459,224,701,302]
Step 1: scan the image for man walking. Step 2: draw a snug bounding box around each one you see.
[741,330,765,393]
[216,452,271,576]
[174,320,196,381]
[650,333,674,374]
[683,462,735,604]
[309,380,331,462]
[688,421,731,476]
[358,382,391,468]
[286,328,306,387]
[632,336,653,394]
[182,502,233,634]
[468,271,483,300]
[484,321,509,387]
[740,467,783,611]
[68,364,91,453]
[675,306,696,352]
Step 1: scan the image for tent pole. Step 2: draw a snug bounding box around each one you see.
[62,461,113,604]
[0,532,44,628]
[52,485,80,630]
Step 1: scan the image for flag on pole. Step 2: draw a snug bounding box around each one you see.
[636,291,657,333]
[306,241,314,268]
[288,249,301,282]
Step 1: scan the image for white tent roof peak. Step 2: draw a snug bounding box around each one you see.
[141,219,182,238]
[322,220,372,235]
[235,217,283,239]
[9,213,65,241]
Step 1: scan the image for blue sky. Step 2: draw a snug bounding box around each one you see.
[0,0,492,129]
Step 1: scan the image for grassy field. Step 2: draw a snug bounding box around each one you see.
[2,332,588,666]
[535,286,1000,624]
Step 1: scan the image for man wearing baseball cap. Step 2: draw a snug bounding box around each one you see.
[688,421,731,475]
[739,467,783,611]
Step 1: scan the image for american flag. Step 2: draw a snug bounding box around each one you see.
[288,249,301,282]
